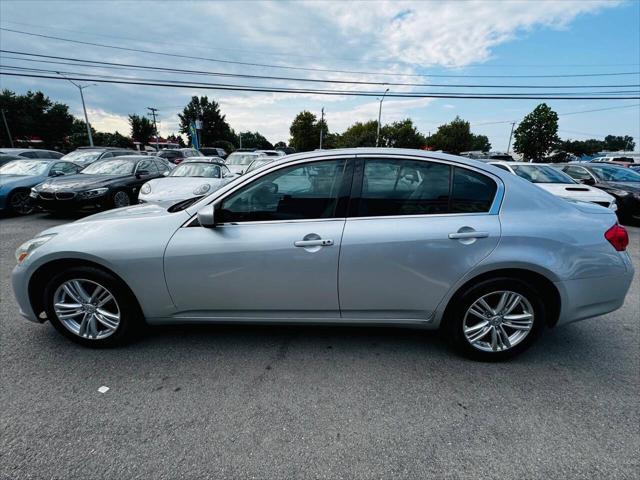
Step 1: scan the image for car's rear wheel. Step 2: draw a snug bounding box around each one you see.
[8,189,34,215]
[445,278,545,361]
[43,267,141,347]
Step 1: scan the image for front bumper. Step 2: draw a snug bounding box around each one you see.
[31,191,110,212]
[11,262,41,323]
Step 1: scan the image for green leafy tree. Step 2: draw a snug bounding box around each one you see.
[426,116,490,154]
[603,135,635,151]
[513,104,559,161]
[67,119,97,150]
[557,138,604,157]
[93,131,134,149]
[381,119,427,149]
[274,141,287,149]
[0,89,73,150]
[129,114,156,147]
[166,134,186,148]
[238,131,273,149]
[337,120,378,148]
[289,111,324,152]
[178,96,235,147]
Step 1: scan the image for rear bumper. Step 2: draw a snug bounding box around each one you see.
[555,256,634,326]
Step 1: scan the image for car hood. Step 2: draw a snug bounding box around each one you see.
[536,183,613,201]
[602,181,640,193]
[143,177,230,198]
[37,174,130,190]
[0,175,44,190]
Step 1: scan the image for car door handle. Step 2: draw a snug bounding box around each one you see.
[294,239,334,247]
[448,231,489,239]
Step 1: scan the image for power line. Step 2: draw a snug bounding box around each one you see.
[0,65,640,99]
[2,50,639,90]
[2,27,639,79]
[2,71,639,100]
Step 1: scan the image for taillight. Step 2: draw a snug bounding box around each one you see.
[605,223,629,251]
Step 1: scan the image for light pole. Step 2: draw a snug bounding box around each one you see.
[59,72,96,147]
[319,106,325,149]
[376,88,389,147]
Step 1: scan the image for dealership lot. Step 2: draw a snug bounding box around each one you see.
[1,214,638,479]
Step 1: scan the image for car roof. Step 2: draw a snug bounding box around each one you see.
[181,157,225,164]
[75,146,132,151]
[0,148,57,154]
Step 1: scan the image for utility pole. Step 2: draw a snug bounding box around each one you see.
[376,88,389,147]
[507,121,516,153]
[239,133,242,149]
[1,109,13,147]
[319,107,325,149]
[147,107,159,151]
[59,72,96,147]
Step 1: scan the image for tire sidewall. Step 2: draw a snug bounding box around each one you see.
[43,266,140,347]
[446,277,546,361]
[112,190,131,208]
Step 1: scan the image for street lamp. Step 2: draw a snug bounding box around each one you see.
[58,72,96,147]
[376,87,390,147]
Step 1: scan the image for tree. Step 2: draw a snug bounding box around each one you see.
[67,119,97,150]
[93,131,134,149]
[289,111,324,152]
[381,119,427,149]
[603,135,635,151]
[426,116,490,154]
[0,89,73,150]
[274,141,287,149]
[129,114,156,147]
[337,120,378,148]
[557,138,604,157]
[166,133,186,148]
[513,103,559,161]
[178,96,235,147]
[238,131,273,149]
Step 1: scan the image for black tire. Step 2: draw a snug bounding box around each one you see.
[112,190,131,208]
[43,266,142,347]
[444,277,545,361]
[8,189,34,215]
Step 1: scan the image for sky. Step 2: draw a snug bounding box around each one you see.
[0,0,639,151]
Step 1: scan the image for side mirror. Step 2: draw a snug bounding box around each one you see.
[50,170,64,177]
[197,205,216,228]
[162,171,170,177]
[580,178,595,186]
[136,169,150,178]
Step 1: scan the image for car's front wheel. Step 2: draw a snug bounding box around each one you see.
[43,267,141,347]
[8,189,34,215]
[445,278,545,361]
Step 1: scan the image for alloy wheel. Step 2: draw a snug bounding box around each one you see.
[53,279,120,340]
[113,191,130,207]
[10,191,34,215]
[463,290,534,353]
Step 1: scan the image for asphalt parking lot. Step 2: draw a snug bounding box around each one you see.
[1,213,638,480]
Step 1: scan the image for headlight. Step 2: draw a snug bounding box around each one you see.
[15,234,56,264]
[610,189,630,197]
[78,188,109,199]
[29,188,38,199]
[140,183,151,195]
[193,183,211,195]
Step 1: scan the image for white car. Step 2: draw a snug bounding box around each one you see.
[489,162,617,211]
[138,158,234,203]
[225,152,267,175]
[256,149,286,157]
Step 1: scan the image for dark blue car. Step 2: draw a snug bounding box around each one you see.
[0,159,82,215]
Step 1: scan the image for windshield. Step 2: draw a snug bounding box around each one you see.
[512,165,576,184]
[590,165,640,182]
[226,153,258,166]
[82,159,135,175]
[170,163,221,178]
[62,151,102,163]
[0,160,49,176]
[246,159,274,173]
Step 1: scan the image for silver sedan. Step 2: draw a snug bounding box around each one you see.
[11,148,634,360]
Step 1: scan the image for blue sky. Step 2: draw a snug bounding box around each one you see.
[0,0,638,150]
